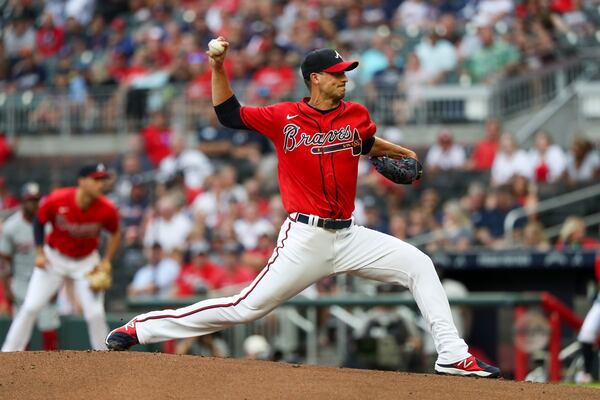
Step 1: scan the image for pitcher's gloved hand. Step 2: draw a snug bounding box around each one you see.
[370,156,423,185]
[86,260,112,292]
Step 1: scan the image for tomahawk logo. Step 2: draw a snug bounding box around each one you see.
[334,51,342,59]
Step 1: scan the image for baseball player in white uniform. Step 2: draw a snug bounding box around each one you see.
[0,183,61,350]
[106,40,500,378]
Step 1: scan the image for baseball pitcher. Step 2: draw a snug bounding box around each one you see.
[106,39,500,378]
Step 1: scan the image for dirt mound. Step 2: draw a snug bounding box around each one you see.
[0,351,597,400]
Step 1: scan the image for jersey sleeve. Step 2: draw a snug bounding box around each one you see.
[36,193,55,224]
[103,203,120,233]
[362,105,377,139]
[239,105,279,141]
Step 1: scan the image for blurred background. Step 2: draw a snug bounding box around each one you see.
[0,0,599,383]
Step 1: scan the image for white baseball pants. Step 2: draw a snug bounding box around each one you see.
[578,294,600,343]
[134,216,470,364]
[1,246,108,351]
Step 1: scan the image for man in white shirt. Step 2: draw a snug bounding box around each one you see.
[425,129,466,173]
[160,134,214,190]
[491,133,532,186]
[143,196,192,252]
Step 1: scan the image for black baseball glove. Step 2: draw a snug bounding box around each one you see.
[370,156,423,185]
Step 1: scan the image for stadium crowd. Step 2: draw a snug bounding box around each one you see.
[0,0,598,305]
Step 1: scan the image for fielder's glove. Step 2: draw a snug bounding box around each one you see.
[370,156,423,185]
[86,260,112,292]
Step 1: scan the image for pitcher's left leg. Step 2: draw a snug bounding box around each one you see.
[335,225,468,364]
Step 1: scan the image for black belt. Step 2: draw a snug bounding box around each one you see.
[296,213,352,230]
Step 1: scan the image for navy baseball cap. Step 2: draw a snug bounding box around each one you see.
[21,182,41,200]
[79,163,110,179]
[300,49,359,79]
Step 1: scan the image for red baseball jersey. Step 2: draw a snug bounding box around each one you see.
[240,98,376,219]
[37,187,120,258]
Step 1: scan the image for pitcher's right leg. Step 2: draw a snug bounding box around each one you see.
[107,219,334,350]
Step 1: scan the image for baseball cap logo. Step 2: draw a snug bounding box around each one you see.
[334,51,341,59]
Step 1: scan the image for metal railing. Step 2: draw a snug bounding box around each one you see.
[0,57,595,140]
[504,183,600,242]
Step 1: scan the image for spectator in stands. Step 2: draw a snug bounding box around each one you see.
[0,177,19,211]
[474,186,519,248]
[425,129,467,174]
[462,182,487,229]
[467,118,501,171]
[397,52,435,122]
[509,174,539,218]
[3,15,36,64]
[564,136,600,186]
[555,216,600,251]
[159,134,214,191]
[9,49,46,91]
[192,165,247,229]
[0,133,14,167]
[233,202,274,250]
[358,33,389,85]
[197,111,234,161]
[143,195,192,252]
[220,241,257,294]
[389,213,409,241]
[415,27,458,84]
[528,130,567,184]
[128,243,181,298]
[520,221,551,251]
[428,200,473,252]
[393,0,434,31]
[247,46,296,103]
[491,133,531,186]
[242,227,276,273]
[141,110,173,167]
[463,22,521,84]
[174,241,226,295]
[337,7,375,52]
[475,0,515,25]
[35,13,64,58]
[118,179,149,249]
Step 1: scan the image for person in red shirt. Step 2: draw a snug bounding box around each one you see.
[221,241,257,289]
[141,111,172,167]
[2,163,121,352]
[468,118,501,171]
[174,241,227,297]
[107,39,500,379]
[35,13,64,58]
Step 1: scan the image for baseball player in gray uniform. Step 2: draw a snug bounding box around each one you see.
[0,183,60,350]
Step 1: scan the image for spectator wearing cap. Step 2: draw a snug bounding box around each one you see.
[129,243,181,298]
[173,241,227,296]
[425,129,467,174]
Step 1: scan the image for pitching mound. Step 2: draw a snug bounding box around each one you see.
[0,351,598,399]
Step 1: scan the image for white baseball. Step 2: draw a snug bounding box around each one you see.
[208,39,225,56]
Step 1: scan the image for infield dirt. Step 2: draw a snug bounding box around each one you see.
[0,351,598,399]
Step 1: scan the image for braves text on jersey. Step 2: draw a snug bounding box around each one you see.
[240,98,376,219]
[37,187,119,258]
